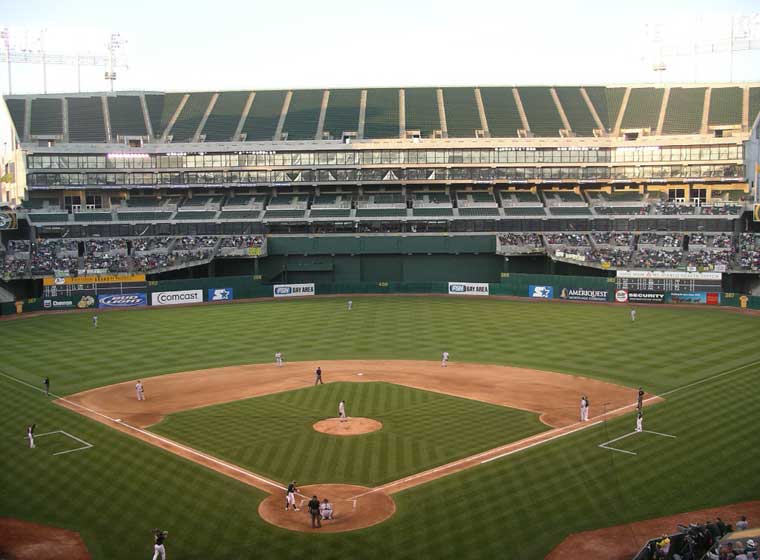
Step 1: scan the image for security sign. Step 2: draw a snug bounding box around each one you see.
[0,212,17,230]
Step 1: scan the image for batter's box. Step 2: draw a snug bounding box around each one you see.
[598,430,676,456]
[32,430,94,456]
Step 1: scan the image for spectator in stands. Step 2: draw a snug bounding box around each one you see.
[655,534,671,558]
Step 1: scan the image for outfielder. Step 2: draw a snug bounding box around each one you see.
[92,315,98,328]
[338,400,347,422]
[275,352,283,367]
[152,529,168,560]
[635,411,643,433]
[285,481,299,511]
[347,300,352,311]
[27,424,35,449]
[441,351,449,367]
[136,380,146,401]
[630,308,636,322]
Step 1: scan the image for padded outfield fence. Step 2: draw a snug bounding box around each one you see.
[2,273,760,315]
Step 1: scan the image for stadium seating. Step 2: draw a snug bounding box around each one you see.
[29,213,69,223]
[322,89,361,139]
[458,207,499,217]
[73,212,113,222]
[554,87,597,136]
[749,87,760,128]
[584,86,625,132]
[404,88,440,138]
[309,209,352,218]
[173,211,217,220]
[412,208,454,217]
[6,98,25,137]
[67,97,107,142]
[593,206,648,215]
[108,96,148,137]
[30,98,63,136]
[479,87,522,137]
[620,87,664,130]
[283,89,323,140]
[117,211,173,221]
[242,90,287,141]
[442,88,481,138]
[203,91,250,142]
[502,207,546,216]
[708,87,743,127]
[170,92,213,142]
[219,210,261,220]
[356,208,407,218]
[145,93,183,139]
[264,209,307,219]
[662,87,705,135]
[517,87,564,137]
[224,195,257,207]
[364,89,400,139]
[549,207,592,216]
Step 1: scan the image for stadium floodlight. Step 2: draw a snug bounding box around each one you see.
[0,26,129,94]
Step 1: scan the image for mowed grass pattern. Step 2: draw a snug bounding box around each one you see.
[152,381,547,485]
[1,297,759,396]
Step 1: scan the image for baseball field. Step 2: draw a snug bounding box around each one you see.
[1,296,759,559]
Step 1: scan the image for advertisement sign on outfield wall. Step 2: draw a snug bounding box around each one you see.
[43,295,96,310]
[559,288,608,302]
[273,284,315,298]
[670,292,720,305]
[207,288,233,301]
[615,290,665,304]
[98,293,148,308]
[151,290,203,306]
[448,282,489,296]
[529,285,554,299]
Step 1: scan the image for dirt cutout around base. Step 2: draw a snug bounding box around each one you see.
[258,484,395,533]
[313,417,383,436]
[546,500,760,560]
[0,517,90,560]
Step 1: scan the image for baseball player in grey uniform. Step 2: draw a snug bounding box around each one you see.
[275,352,283,367]
[635,411,643,433]
[338,400,347,422]
[27,424,35,449]
[92,315,98,328]
[136,380,146,401]
[580,396,589,422]
[285,481,299,511]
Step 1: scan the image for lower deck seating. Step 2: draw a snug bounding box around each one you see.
[458,207,500,217]
[310,209,352,218]
[356,208,407,217]
[412,208,454,217]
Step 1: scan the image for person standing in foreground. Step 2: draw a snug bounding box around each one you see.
[27,424,35,448]
[136,380,146,401]
[275,351,283,367]
[338,400,347,422]
[308,495,322,528]
[152,529,168,560]
[314,367,323,385]
[441,351,449,367]
[285,481,299,511]
[43,377,50,396]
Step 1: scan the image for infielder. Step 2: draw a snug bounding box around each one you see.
[441,351,449,367]
[92,315,98,328]
[136,380,146,401]
[285,481,299,511]
[275,352,283,367]
[315,367,323,385]
[630,308,636,322]
[635,411,643,433]
[580,396,589,422]
[637,387,645,411]
[347,300,352,311]
[338,400,347,422]
[43,377,50,396]
[27,423,35,449]
[152,529,168,560]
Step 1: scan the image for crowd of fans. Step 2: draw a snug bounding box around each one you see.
[219,235,265,249]
[85,238,128,255]
[497,233,542,248]
[585,248,632,267]
[685,250,731,269]
[131,253,179,272]
[737,233,760,270]
[593,206,649,215]
[544,233,589,246]
[592,232,633,247]
[701,204,742,215]
[634,248,684,269]
[653,201,697,215]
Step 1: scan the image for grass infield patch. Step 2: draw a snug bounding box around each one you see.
[150,381,548,486]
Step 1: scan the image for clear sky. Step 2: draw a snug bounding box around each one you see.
[1,0,759,152]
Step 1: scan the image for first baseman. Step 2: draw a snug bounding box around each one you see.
[637,387,645,411]
[136,380,146,401]
[580,396,589,422]
[285,481,299,511]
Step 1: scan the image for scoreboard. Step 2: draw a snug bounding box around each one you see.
[615,270,722,293]
[42,274,147,298]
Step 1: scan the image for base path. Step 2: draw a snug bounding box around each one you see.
[0,517,91,560]
[313,417,383,436]
[61,360,652,429]
[546,500,760,560]
[259,484,395,533]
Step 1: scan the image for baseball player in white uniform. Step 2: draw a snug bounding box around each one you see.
[275,352,283,367]
[347,300,352,311]
[27,424,35,449]
[635,411,643,433]
[152,529,167,560]
[580,396,589,422]
[441,351,449,367]
[136,380,146,401]
[92,315,98,328]
[285,481,299,511]
[338,400,347,422]
[630,308,636,322]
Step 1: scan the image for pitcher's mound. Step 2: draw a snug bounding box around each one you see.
[258,484,395,533]
[313,417,383,436]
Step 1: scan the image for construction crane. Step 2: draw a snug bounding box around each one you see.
[0,28,128,94]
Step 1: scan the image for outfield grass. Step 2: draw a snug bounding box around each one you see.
[151,381,547,486]
[1,296,759,559]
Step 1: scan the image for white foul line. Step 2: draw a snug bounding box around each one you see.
[598,429,677,456]
[0,370,286,493]
[658,359,760,397]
